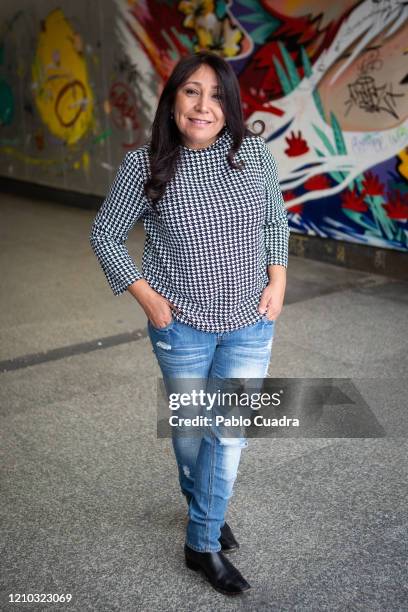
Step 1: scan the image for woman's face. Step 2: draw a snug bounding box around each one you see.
[172,64,226,149]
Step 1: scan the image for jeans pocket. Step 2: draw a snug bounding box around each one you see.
[261,313,275,325]
[148,317,175,332]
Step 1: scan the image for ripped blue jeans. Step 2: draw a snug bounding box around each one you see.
[147,316,275,552]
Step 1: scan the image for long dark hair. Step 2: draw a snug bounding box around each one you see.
[144,51,262,207]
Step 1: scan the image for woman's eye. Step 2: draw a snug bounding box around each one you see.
[184,88,222,100]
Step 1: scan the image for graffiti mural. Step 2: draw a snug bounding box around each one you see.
[0,0,406,252]
[116,0,408,252]
[0,6,111,187]
[32,8,95,146]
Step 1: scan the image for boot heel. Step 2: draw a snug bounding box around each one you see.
[185,557,200,571]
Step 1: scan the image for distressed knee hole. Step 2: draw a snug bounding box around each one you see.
[219,438,248,448]
[156,341,171,350]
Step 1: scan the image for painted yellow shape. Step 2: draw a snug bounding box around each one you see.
[0,147,58,166]
[397,148,408,179]
[82,151,90,172]
[32,8,94,145]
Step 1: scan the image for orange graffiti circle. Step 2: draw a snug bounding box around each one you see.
[55,80,87,128]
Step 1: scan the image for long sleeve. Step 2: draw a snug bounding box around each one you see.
[89,151,149,295]
[260,139,290,267]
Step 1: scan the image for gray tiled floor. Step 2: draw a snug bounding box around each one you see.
[1,193,407,611]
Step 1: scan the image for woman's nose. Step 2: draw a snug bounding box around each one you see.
[194,94,211,111]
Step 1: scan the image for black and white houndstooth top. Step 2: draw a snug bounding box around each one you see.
[89,126,290,333]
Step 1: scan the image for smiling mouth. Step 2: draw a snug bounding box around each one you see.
[189,118,211,125]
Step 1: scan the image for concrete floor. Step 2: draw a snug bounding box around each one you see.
[1,192,407,611]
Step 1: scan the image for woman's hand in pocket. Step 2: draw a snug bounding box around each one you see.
[127,279,180,328]
[258,278,286,321]
[143,292,176,329]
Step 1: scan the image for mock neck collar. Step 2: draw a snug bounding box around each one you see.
[180,126,231,154]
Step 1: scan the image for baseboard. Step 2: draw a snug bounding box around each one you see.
[289,233,407,280]
[0,176,103,210]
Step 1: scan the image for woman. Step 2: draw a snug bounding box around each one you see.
[90,50,289,596]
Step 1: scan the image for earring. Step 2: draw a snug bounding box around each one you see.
[170,111,174,119]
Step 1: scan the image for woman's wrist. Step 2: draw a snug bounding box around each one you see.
[267,264,286,285]
[127,278,153,302]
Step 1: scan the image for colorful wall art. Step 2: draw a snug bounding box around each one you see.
[1,0,407,251]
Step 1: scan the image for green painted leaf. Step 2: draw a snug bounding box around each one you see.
[313,124,336,155]
[300,46,312,77]
[354,175,365,192]
[312,90,325,121]
[278,41,300,89]
[251,23,278,44]
[273,57,291,95]
[240,13,267,23]
[330,112,347,155]
[343,209,380,232]
[214,0,228,19]
[171,28,195,51]
[235,0,261,9]
[329,171,345,184]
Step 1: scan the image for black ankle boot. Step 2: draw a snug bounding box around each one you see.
[219,522,239,553]
[184,544,251,595]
